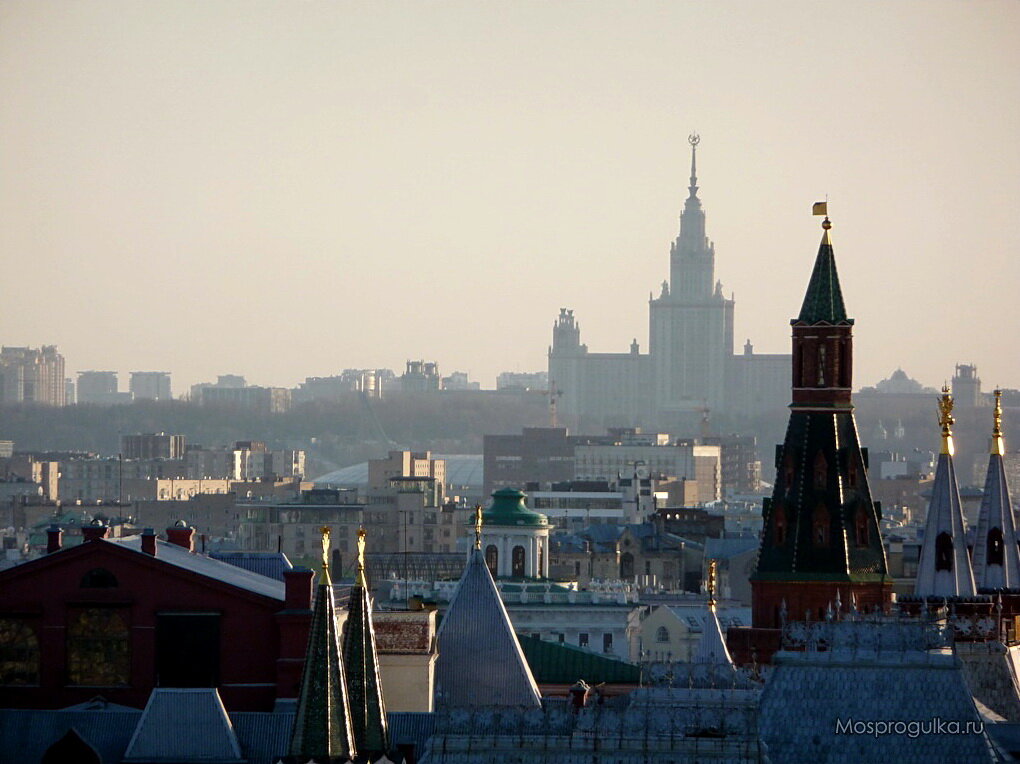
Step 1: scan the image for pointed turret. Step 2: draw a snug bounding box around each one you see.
[972,390,1020,590]
[751,210,891,628]
[342,529,389,762]
[693,561,735,668]
[669,133,714,299]
[288,527,356,763]
[915,388,976,598]
[434,510,541,708]
[797,220,849,324]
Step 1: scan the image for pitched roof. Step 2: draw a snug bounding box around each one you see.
[915,452,976,597]
[691,606,736,670]
[122,688,243,763]
[208,550,293,582]
[796,229,850,325]
[434,548,542,708]
[972,452,1020,590]
[517,634,640,685]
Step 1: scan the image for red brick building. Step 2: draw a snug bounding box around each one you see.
[0,522,314,711]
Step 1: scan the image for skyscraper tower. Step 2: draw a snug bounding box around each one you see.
[649,135,735,422]
[750,213,891,628]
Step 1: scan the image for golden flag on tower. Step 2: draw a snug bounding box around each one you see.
[812,201,828,216]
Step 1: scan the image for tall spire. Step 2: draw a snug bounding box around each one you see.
[342,528,389,762]
[914,390,976,598]
[687,132,700,200]
[972,390,1020,590]
[288,527,356,762]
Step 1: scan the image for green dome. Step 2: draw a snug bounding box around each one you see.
[483,488,548,528]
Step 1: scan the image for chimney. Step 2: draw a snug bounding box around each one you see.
[81,518,109,543]
[166,521,194,552]
[141,528,157,556]
[283,567,314,610]
[569,679,591,712]
[46,524,63,554]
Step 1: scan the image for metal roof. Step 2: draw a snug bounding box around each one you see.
[122,688,243,763]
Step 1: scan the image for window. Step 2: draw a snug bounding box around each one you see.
[157,613,220,687]
[645,561,652,575]
[989,527,1005,566]
[855,508,870,547]
[512,545,526,577]
[558,633,565,644]
[813,504,829,548]
[579,633,589,648]
[655,626,669,643]
[80,568,118,589]
[603,633,613,653]
[0,619,39,685]
[574,561,581,576]
[935,532,954,572]
[620,552,635,579]
[67,608,130,686]
[813,453,827,490]
[485,545,498,577]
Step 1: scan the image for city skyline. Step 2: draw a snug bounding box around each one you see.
[1,2,1018,393]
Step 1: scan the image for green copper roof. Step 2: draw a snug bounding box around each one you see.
[518,634,640,685]
[288,581,356,762]
[483,488,548,527]
[342,582,389,760]
[796,230,850,325]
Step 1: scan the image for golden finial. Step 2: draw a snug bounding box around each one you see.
[938,385,955,456]
[707,559,717,610]
[991,388,1005,456]
[319,525,332,585]
[473,505,483,550]
[356,527,368,587]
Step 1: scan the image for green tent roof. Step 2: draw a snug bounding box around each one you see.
[796,230,851,325]
[483,488,548,528]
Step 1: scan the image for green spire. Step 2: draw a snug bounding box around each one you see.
[796,223,850,325]
[342,529,389,761]
[288,529,356,763]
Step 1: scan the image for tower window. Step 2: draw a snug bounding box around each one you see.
[512,545,526,578]
[485,545,498,577]
[813,505,830,548]
[817,346,827,386]
[988,527,1005,566]
[935,532,954,572]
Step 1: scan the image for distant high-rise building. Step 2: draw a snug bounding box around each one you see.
[548,137,790,433]
[0,346,66,406]
[122,432,186,460]
[496,371,548,392]
[130,371,172,401]
[195,384,291,413]
[76,370,120,404]
[400,360,441,392]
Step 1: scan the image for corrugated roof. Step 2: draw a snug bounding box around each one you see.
[209,551,293,582]
[0,709,140,764]
[122,688,243,763]
[434,548,542,708]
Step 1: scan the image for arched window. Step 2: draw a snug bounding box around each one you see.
[655,626,669,643]
[855,508,870,547]
[988,527,1005,566]
[67,608,130,686]
[773,504,787,546]
[485,545,498,577]
[80,568,118,589]
[512,545,526,578]
[0,619,39,685]
[813,453,827,490]
[620,552,635,579]
[935,532,954,572]
[813,504,830,548]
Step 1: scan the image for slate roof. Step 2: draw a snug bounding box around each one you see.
[109,536,286,600]
[796,227,850,325]
[972,451,1020,590]
[209,550,293,582]
[691,606,735,669]
[703,537,759,560]
[759,648,993,763]
[123,688,244,763]
[915,452,976,597]
[434,548,542,708]
[517,634,641,685]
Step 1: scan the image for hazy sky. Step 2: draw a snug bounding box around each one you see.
[2,1,1018,394]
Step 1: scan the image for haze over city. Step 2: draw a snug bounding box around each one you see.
[1,1,1018,391]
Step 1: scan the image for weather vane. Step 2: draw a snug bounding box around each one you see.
[688,132,700,148]
[356,527,368,586]
[992,389,1004,456]
[707,559,717,610]
[473,505,483,550]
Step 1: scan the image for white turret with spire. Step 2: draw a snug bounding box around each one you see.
[914,387,977,598]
